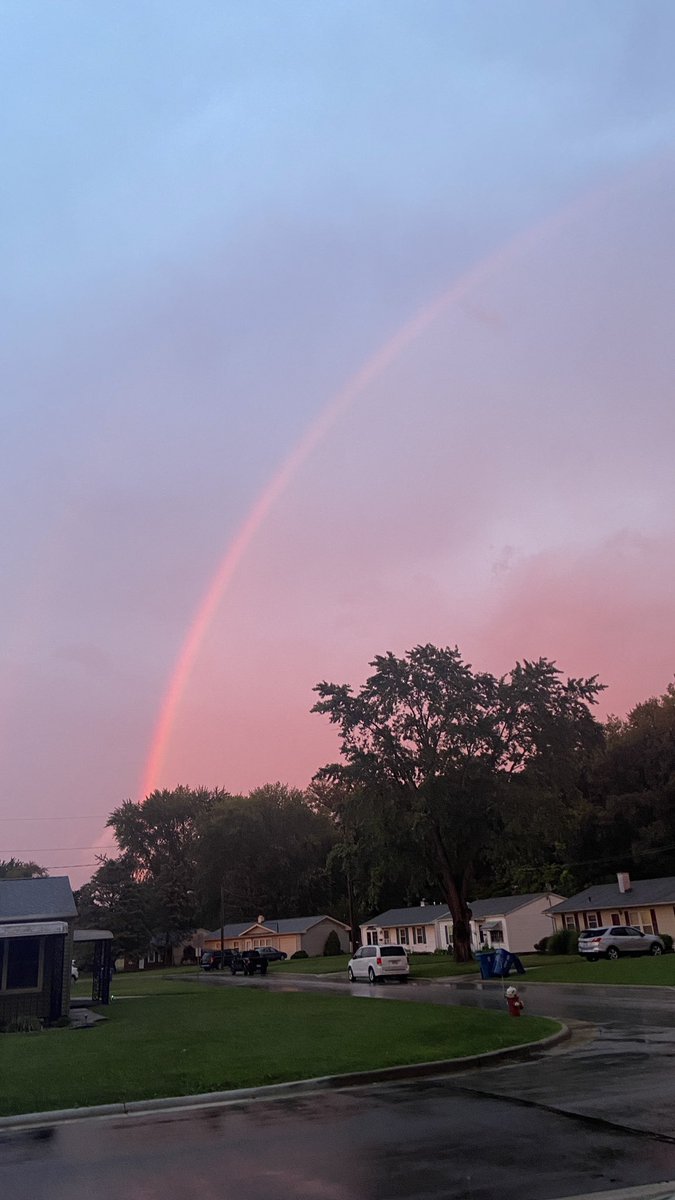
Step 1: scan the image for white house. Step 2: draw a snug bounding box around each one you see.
[361,892,564,954]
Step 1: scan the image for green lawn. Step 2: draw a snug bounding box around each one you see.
[1,985,556,1117]
[523,953,675,986]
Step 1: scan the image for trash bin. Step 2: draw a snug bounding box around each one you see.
[493,948,509,976]
[475,951,497,980]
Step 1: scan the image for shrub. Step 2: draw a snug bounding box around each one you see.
[547,928,578,955]
[662,933,673,954]
[433,948,452,956]
[323,930,343,957]
[3,1015,43,1034]
[533,937,549,954]
[290,949,308,960]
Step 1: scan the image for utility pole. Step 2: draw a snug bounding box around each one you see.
[220,879,225,969]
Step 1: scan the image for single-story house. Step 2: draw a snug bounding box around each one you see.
[548,872,675,939]
[0,875,77,1026]
[203,914,350,958]
[361,892,564,954]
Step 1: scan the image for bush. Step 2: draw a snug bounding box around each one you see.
[547,928,579,955]
[533,937,549,955]
[662,933,673,954]
[290,949,308,960]
[2,1015,43,1034]
[323,930,343,957]
[433,947,452,956]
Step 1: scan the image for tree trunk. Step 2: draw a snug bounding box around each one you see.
[445,875,473,963]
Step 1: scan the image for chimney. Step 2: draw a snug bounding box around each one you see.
[617,872,631,894]
[257,914,265,924]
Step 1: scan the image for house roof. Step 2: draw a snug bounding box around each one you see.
[469,893,562,918]
[366,894,560,927]
[548,876,675,914]
[206,915,349,940]
[0,876,77,922]
[364,904,451,927]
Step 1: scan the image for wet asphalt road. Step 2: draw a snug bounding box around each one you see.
[3,975,675,1200]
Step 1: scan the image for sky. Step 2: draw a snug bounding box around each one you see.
[1,1,675,886]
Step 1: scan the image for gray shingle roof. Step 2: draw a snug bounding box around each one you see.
[366,894,559,926]
[206,915,348,940]
[364,905,451,926]
[548,876,675,914]
[0,876,77,922]
[469,893,560,918]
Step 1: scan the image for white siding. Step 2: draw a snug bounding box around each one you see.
[301,919,350,957]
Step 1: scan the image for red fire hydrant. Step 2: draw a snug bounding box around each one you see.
[506,986,524,1017]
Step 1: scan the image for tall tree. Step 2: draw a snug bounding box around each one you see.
[0,858,48,879]
[107,786,218,947]
[313,645,603,961]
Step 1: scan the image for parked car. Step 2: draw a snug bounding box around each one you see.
[254,947,287,962]
[71,960,79,982]
[347,944,409,983]
[578,926,665,961]
[200,949,234,971]
[230,950,269,976]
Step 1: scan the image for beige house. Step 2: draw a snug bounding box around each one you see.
[361,893,564,954]
[203,914,350,957]
[548,872,675,939]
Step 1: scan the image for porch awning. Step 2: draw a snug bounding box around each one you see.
[483,921,502,931]
[73,929,114,942]
[0,921,68,938]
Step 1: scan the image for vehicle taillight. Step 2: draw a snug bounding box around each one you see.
[377,957,382,965]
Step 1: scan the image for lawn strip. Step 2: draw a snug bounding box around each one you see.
[2,987,556,1116]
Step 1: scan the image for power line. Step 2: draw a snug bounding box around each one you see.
[1,846,116,853]
[0,815,111,822]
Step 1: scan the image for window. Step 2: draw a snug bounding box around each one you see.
[1,937,43,992]
[381,929,390,944]
[366,927,377,945]
[414,926,426,945]
[628,910,654,935]
[397,928,409,944]
[489,927,504,944]
[444,925,451,946]
[381,946,405,957]
[587,913,600,928]
[564,915,577,930]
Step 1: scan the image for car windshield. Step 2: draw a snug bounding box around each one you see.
[381,947,406,956]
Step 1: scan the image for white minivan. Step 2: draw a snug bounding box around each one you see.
[348,944,410,984]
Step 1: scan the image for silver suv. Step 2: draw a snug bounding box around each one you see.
[578,925,664,961]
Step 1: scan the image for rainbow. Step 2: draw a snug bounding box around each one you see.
[139,183,614,801]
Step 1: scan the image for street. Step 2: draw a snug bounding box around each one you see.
[2,977,675,1199]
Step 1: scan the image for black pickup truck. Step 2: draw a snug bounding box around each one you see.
[230,949,269,976]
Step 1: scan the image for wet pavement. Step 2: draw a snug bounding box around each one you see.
[3,974,675,1199]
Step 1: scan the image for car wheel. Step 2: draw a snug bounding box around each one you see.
[606,946,620,960]
[650,943,663,956]
[368,967,376,984]
[398,976,408,984]
[586,955,598,963]
[348,967,355,981]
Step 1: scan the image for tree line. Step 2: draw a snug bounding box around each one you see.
[9,645,675,962]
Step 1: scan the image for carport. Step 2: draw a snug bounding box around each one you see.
[73,929,114,1005]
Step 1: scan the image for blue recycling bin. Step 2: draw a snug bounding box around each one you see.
[475,951,497,980]
[493,948,526,977]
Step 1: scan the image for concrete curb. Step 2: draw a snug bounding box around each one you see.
[553,1183,675,1200]
[0,1023,568,1131]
